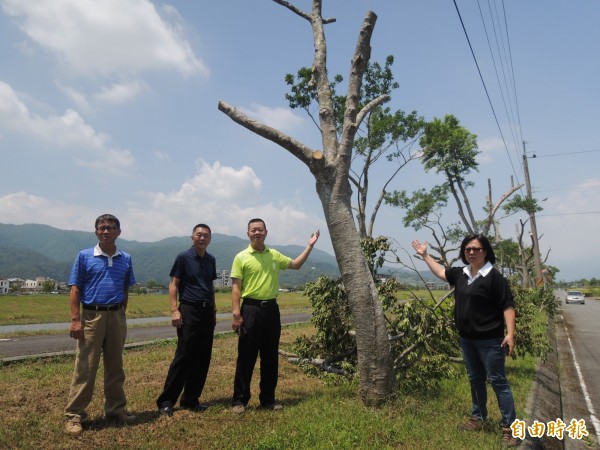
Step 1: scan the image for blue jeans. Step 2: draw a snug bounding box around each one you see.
[459,337,516,427]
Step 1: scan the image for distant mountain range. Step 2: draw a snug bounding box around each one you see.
[0,223,429,287]
[0,223,341,287]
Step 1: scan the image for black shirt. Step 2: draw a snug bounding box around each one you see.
[445,265,514,339]
[170,247,216,303]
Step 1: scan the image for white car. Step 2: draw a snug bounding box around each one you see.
[565,290,585,305]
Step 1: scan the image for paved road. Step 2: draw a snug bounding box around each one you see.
[0,312,311,360]
[555,291,600,448]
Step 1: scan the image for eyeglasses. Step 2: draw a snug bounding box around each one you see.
[96,226,117,232]
[464,247,484,253]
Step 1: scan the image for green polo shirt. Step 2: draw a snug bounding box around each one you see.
[231,245,292,300]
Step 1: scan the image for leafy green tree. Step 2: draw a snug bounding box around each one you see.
[419,114,479,234]
[145,279,163,289]
[502,193,542,217]
[494,239,521,278]
[41,279,56,293]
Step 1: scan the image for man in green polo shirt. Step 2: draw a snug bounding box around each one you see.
[230,218,320,413]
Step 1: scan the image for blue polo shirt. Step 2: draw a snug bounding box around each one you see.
[69,245,136,305]
[170,247,216,303]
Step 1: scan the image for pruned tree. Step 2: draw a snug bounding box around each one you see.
[503,194,544,287]
[218,0,394,404]
[285,55,425,240]
[388,114,523,267]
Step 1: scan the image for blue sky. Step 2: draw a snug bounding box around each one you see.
[1,0,598,281]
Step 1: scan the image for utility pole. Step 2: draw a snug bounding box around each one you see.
[522,141,544,287]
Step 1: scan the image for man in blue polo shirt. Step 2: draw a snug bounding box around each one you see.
[156,223,217,416]
[65,214,136,436]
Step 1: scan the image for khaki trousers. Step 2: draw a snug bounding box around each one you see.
[65,307,128,422]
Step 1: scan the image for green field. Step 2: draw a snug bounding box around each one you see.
[0,290,448,326]
[0,291,312,325]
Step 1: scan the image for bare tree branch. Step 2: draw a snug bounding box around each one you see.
[367,147,420,236]
[337,11,377,170]
[446,174,474,234]
[354,94,389,129]
[273,0,336,24]
[287,357,349,375]
[456,177,477,231]
[482,180,524,236]
[218,100,322,168]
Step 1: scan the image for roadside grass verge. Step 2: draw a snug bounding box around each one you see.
[0,324,536,449]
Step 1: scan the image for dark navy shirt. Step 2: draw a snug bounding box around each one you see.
[170,247,216,303]
[445,266,514,340]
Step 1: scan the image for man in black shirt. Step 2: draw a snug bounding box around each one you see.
[156,224,217,416]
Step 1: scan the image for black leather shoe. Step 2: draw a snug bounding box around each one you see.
[158,405,173,417]
[181,403,209,412]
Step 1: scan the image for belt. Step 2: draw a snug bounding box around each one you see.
[180,300,214,308]
[82,303,124,311]
[242,298,277,308]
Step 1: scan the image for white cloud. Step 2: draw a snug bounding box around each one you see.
[239,103,304,132]
[154,150,171,163]
[1,0,208,78]
[56,83,90,112]
[0,80,134,171]
[93,80,149,104]
[478,136,506,164]
[124,159,325,244]
[0,161,327,249]
[124,160,265,239]
[528,177,600,280]
[0,192,96,232]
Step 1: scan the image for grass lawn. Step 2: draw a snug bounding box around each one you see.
[0,323,537,449]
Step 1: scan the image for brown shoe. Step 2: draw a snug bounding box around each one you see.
[232,404,245,414]
[458,417,485,432]
[65,420,82,436]
[501,427,520,448]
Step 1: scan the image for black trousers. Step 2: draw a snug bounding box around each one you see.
[232,302,281,406]
[156,302,215,408]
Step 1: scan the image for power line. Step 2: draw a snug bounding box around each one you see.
[451,0,520,184]
[476,1,520,156]
[531,149,600,158]
[538,211,600,217]
[535,185,600,193]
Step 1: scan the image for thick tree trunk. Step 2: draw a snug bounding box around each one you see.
[315,173,394,405]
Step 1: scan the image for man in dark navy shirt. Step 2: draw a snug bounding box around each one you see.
[156,224,217,416]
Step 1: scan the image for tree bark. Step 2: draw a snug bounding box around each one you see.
[314,171,394,404]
